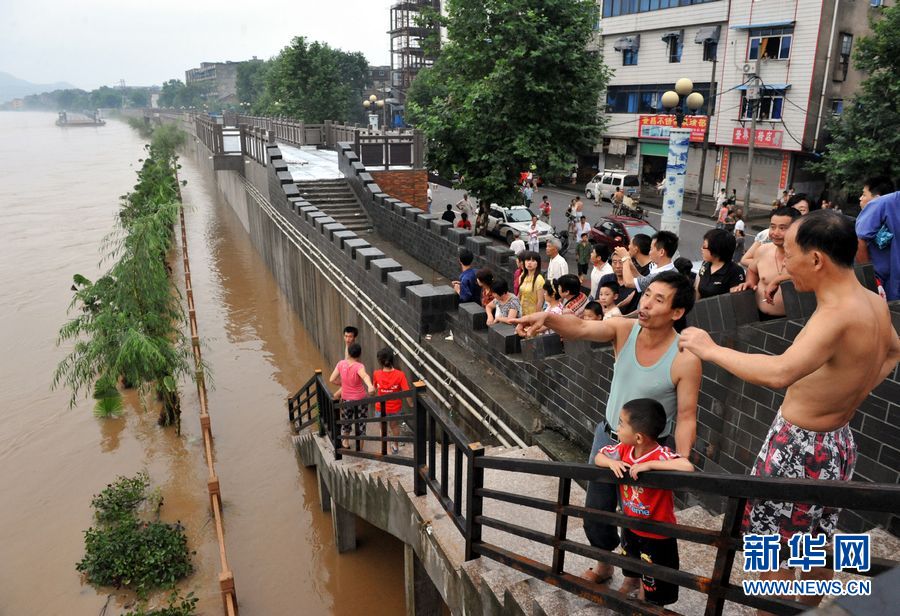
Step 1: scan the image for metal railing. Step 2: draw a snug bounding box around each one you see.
[289,373,900,616]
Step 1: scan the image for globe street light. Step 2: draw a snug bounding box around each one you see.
[659,78,704,235]
[363,94,386,132]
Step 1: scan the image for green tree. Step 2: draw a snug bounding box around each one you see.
[158,79,209,109]
[260,37,369,123]
[236,58,270,109]
[407,0,611,231]
[807,4,900,195]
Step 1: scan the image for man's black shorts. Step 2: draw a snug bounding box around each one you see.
[577,262,589,276]
[621,528,679,606]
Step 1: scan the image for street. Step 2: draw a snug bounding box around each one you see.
[429,182,718,265]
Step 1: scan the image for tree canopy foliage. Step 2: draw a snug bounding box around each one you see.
[807,4,900,195]
[157,79,211,110]
[248,37,369,124]
[407,0,611,219]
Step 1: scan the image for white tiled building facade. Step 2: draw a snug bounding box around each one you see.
[595,0,888,205]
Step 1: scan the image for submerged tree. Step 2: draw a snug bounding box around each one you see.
[55,126,198,432]
[407,0,611,233]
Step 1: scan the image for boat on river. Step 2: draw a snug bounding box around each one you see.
[56,111,106,127]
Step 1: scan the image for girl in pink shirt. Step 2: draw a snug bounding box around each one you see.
[329,343,375,448]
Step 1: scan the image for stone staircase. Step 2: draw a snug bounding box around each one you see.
[294,178,372,232]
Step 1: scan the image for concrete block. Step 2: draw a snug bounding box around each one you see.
[458,302,487,330]
[370,258,403,283]
[276,170,294,185]
[465,235,492,257]
[270,158,288,173]
[305,210,327,225]
[322,222,348,241]
[387,270,424,299]
[367,183,383,195]
[407,284,458,315]
[266,146,282,160]
[354,247,386,270]
[359,172,374,184]
[394,203,413,218]
[447,227,472,246]
[283,183,300,199]
[373,193,391,207]
[429,219,453,237]
[488,323,522,355]
[404,206,420,222]
[731,290,760,328]
[781,281,816,321]
[331,501,357,553]
[351,161,366,174]
[344,238,370,259]
[314,216,337,233]
[332,230,357,249]
[486,245,514,267]
[522,334,565,361]
[417,213,437,229]
[316,467,331,513]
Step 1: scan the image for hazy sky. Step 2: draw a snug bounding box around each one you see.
[1,0,396,89]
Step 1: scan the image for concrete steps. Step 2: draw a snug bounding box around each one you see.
[294,179,372,233]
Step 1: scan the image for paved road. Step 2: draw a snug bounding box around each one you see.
[429,183,719,263]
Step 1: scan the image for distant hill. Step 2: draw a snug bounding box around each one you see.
[0,72,77,103]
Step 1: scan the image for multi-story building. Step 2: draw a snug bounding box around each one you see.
[596,0,886,205]
[185,61,240,105]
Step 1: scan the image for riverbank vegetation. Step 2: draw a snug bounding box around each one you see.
[54,123,201,432]
[77,473,197,615]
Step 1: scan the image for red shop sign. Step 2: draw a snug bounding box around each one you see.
[732,127,784,149]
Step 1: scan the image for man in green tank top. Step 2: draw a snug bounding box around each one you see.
[513,270,702,584]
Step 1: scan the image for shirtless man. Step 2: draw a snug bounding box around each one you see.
[736,206,800,319]
[680,210,900,610]
[513,271,702,585]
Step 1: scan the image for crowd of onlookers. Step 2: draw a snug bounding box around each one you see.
[444,175,899,333]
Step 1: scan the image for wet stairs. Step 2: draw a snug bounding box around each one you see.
[294,179,372,233]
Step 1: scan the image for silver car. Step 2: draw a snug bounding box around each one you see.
[486,205,554,246]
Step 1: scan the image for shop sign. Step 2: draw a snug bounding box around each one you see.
[638,115,707,143]
[732,127,784,148]
[719,148,730,183]
[779,152,790,190]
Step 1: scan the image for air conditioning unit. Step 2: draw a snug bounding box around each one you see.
[742,61,758,76]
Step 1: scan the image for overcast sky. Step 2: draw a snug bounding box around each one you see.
[1,0,395,89]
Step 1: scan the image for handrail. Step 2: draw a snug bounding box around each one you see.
[290,368,898,616]
[243,177,525,449]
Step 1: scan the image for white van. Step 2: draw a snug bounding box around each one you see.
[585,170,641,202]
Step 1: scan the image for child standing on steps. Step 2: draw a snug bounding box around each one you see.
[593,398,694,606]
[372,347,410,455]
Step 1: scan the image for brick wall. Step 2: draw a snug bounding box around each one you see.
[371,169,429,210]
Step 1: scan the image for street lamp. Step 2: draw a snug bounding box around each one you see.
[659,78,704,235]
[363,94,386,132]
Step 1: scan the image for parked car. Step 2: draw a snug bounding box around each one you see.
[588,215,658,251]
[487,204,554,246]
[585,170,641,202]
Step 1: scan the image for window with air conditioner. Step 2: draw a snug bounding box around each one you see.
[741,93,784,121]
[748,27,793,60]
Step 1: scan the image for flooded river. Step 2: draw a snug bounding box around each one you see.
[0,112,404,615]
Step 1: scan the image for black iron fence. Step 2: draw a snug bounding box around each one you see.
[289,378,900,615]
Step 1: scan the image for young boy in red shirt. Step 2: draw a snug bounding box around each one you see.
[372,347,410,455]
[594,398,693,605]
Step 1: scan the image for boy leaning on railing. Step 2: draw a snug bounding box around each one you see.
[593,398,694,606]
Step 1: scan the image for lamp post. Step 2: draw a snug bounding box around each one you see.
[363,94,386,132]
[659,78,704,235]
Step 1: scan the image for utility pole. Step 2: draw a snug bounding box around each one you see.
[743,75,760,211]
[693,53,718,211]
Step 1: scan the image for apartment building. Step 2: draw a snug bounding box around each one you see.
[597,0,886,205]
[185,61,240,105]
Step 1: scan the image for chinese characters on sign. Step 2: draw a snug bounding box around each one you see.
[719,148,730,183]
[639,115,708,143]
[779,153,790,191]
[743,533,871,573]
[732,127,784,148]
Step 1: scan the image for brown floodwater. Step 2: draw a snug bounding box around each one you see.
[0,112,405,615]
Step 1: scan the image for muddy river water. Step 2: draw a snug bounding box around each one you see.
[0,112,404,615]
